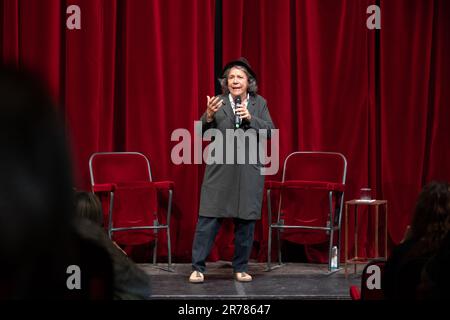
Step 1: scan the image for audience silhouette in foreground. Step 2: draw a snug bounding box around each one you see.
[0,66,113,299]
[383,181,450,299]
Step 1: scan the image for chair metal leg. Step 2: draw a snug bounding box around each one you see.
[267,225,272,271]
[266,226,283,271]
[327,191,340,273]
[336,212,342,269]
[166,226,172,272]
[153,237,158,265]
[269,186,283,271]
[152,189,174,273]
[337,227,342,269]
[277,228,282,265]
[328,191,333,271]
[338,192,345,269]
[328,229,334,271]
[108,191,115,239]
[166,189,173,272]
[326,228,341,275]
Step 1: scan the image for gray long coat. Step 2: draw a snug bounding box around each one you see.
[198,94,275,220]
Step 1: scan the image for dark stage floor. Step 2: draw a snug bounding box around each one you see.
[138,262,363,300]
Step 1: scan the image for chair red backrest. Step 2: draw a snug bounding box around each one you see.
[283,152,346,184]
[90,152,152,185]
[89,152,157,246]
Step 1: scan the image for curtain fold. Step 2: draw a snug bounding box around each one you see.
[380,0,450,244]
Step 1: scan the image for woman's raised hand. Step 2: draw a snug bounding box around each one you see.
[206,95,223,122]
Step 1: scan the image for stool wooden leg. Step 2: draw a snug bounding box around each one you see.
[345,203,348,275]
[385,203,388,259]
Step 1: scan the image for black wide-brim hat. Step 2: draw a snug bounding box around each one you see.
[221,57,257,80]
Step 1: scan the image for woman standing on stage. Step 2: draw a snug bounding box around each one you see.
[189,57,275,283]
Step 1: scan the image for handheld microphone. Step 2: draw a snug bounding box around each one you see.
[234,96,241,129]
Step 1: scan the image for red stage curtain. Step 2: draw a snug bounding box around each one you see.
[379,0,450,245]
[1,0,449,262]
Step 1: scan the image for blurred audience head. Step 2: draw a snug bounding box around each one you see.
[0,65,75,261]
[74,191,104,227]
[0,65,115,299]
[410,181,450,253]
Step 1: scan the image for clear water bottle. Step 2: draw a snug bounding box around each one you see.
[331,246,338,269]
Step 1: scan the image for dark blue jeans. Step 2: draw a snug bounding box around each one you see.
[192,216,256,273]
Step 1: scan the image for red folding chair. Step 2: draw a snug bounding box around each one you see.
[89,152,174,271]
[266,151,347,272]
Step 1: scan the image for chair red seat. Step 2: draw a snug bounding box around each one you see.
[89,152,173,270]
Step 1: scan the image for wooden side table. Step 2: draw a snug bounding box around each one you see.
[344,199,388,274]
